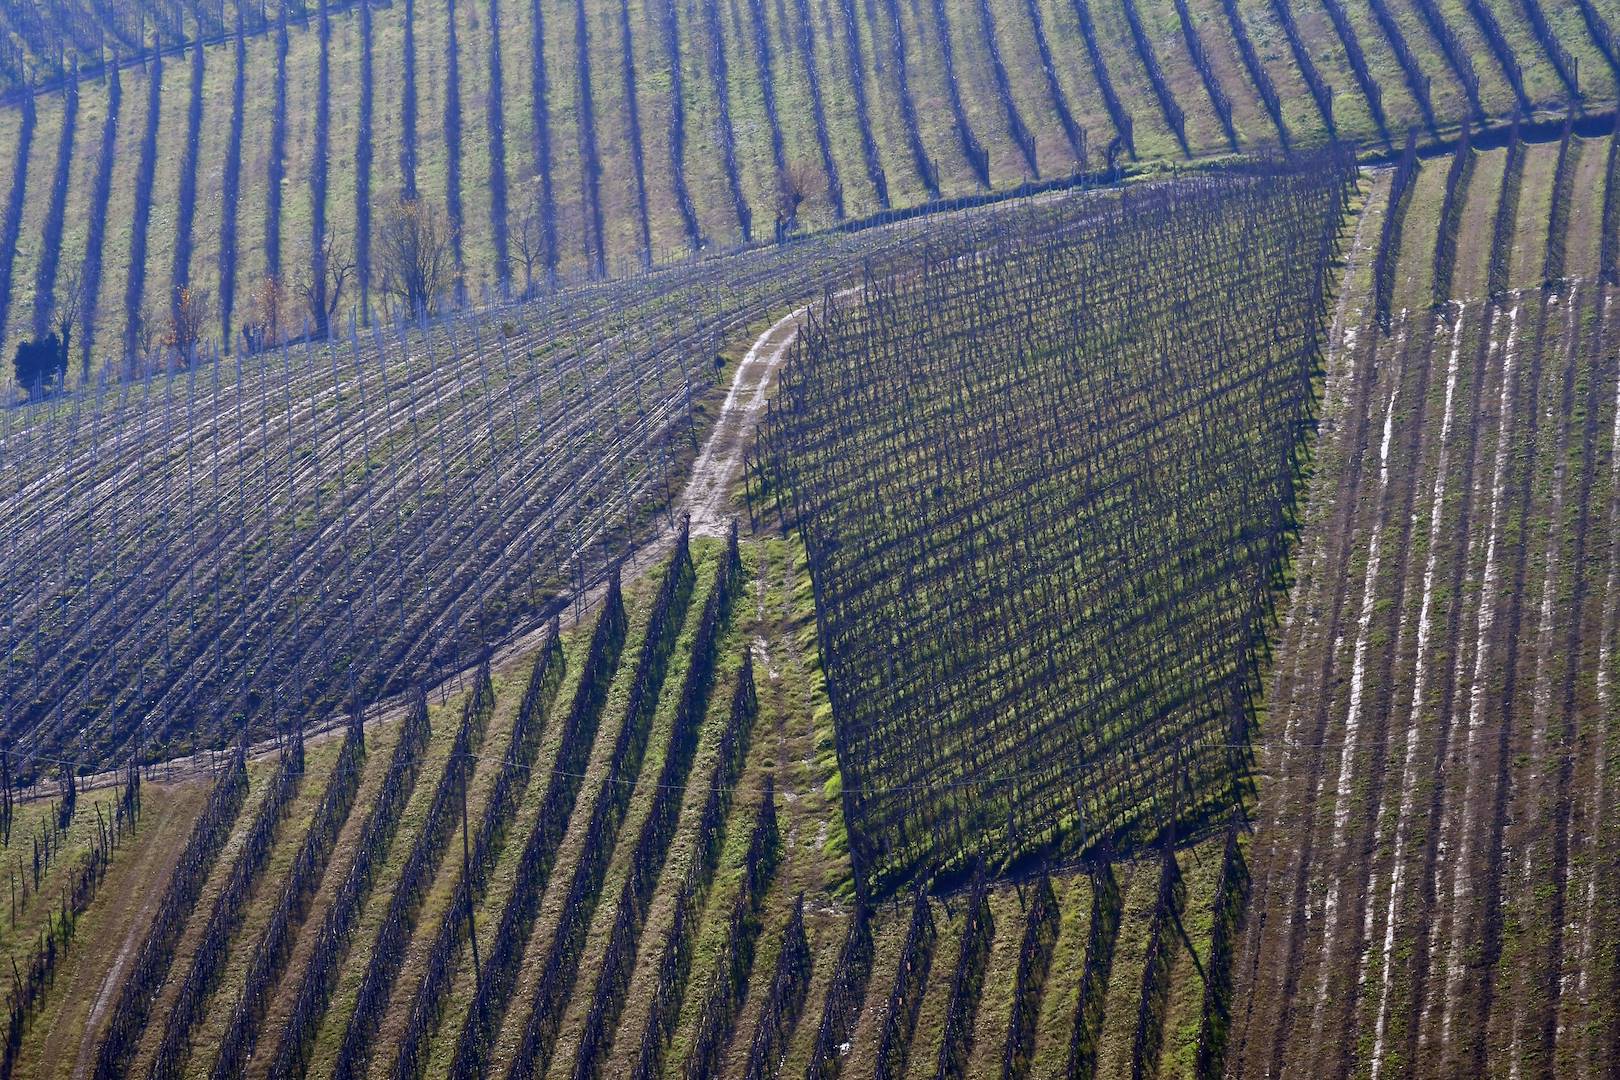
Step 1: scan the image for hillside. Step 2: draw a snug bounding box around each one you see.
[754,160,1351,895]
[0,0,1615,381]
[1234,117,1620,1079]
[0,0,1618,1074]
[3,130,1615,1079]
[0,154,1341,1079]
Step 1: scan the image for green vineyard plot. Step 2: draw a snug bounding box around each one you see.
[755,157,1355,897]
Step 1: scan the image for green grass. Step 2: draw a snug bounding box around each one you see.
[0,0,1612,381]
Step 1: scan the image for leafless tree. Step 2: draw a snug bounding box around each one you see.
[122,301,162,380]
[164,286,211,367]
[45,263,86,382]
[241,277,287,355]
[512,185,548,300]
[303,235,355,338]
[776,161,817,237]
[377,196,456,319]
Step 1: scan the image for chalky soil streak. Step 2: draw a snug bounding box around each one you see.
[1433,303,1520,1069]
[1575,294,1620,1080]
[1227,180,1388,1080]
[1403,298,1514,1076]
[1299,317,1407,1068]
[1307,295,1440,1078]
[1365,307,1466,1079]
[1503,286,1585,1077]
[1545,288,1615,1075]
[1462,282,1562,1079]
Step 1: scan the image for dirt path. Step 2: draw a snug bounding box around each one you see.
[683,303,811,537]
[35,296,822,803]
[11,780,213,1080]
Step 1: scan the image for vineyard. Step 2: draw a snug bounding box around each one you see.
[0,154,1357,1079]
[0,218,988,770]
[754,156,1353,896]
[1232,117,1620,1078]
[0,0,1617,1062]
[0,509,1280,1080]
[0,0,1616,379]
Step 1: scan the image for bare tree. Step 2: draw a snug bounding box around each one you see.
[128,301,160,379]
[303,235,355,338]
[241,277,287,355]
[164,286,211,367]
[377,196,455,320]
[42,262,87,384]
[511,183,548,299]
[775,161,817,241]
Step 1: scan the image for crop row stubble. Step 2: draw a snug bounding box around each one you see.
[741,892,812,1080]
[507,529,736,1080]
[700,0,755,241]
[794,0,847,216]
[29,69,79,342]
[265,688,432,1078]
[218,8,246,347]
[0,90,36,350]
[976,0,1039,177]
[77,62,120,377]
[1170,0,1236,149]
[167,31,204,321]
[1071,0,1133,158]
[1353,0,1437,133]
[1219,0,1288,148]
[875,0,941,199]
[927,0,991,186]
